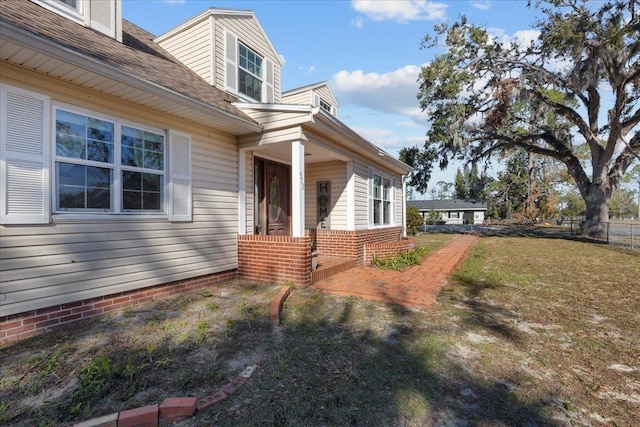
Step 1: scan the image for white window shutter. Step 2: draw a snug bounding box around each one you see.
[224,29,238,94]
[390,177,396,225]
[313,93,320,107]
[86,0,117,39]
[168,130,192,222]
[264,58,274,103]
[367,166,373,227]
[0,85,50,224]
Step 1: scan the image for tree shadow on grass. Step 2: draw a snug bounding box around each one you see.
[197,290,562,427]
[1,282,564,426]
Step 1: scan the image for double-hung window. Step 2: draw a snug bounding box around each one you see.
[54,107,165,214]
[1,85,191,225]
[371,172,393,226]
[382,178,391,225]
[238,43,263,101]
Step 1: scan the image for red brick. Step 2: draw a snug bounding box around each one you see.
[113,296,130,305]
[196,390,228,412]
[61,301,83,309]
[60,313,82,323]
[93,300,113,309]
[222,376,247,395]
[6,324,34,336]
[159,397,197,421]
[22,315,48,325]
[35,305,62,316]
[0,320,21,331]
[49,309,72,319]
[118,404,158,427]
[35,319,60,329]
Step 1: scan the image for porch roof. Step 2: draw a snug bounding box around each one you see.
[235,102,413,175]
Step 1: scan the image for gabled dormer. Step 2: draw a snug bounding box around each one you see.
[282,82,339,117]
[31,0,122,41]
[156,8,282,104]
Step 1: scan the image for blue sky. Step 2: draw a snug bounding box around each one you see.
[122,0,544,187]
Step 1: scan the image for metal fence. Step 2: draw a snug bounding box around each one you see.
[570,220,639,250]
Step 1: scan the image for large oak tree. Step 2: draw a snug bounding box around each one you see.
[409,0,639,236]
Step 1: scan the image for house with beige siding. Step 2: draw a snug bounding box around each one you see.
[0,0,412,342]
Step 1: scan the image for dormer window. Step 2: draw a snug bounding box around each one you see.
[319,99,332,114]
[238,43,263,102]
[30,0,121,41]
[33,0,83,23]
[58,0,80,11]
[223,29,275,103]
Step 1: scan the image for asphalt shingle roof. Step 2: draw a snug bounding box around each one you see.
[0,0,257,126]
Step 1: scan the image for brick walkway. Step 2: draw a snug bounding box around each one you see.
[312,234,479,309]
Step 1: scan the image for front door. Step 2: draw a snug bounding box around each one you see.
[256,159,290,235]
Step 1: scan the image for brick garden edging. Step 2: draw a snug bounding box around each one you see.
[73,349,265,427]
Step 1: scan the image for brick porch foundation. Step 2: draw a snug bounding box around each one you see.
[309,226,405,265]
[237,234,312,287]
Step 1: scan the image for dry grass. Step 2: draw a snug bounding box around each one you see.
[1,232,638,426]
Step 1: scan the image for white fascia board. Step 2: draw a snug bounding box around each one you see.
[1,21,262,134]
[312,109,413,175]
[234,102,314,114]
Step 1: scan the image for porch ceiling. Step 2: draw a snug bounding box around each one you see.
[249,140,350,165]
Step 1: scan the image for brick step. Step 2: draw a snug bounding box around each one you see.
[311,256,357,285]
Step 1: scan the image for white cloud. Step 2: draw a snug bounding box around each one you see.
[163,0,186,4]
[331,65,424,118]
[398,120,420,128]
[351,17,364,28]
[513,30,539,48]
[352,126,402,149]
[351,0,448,23]
[350,127,428,152]
[471,1,491,11]
[297,65,316,74]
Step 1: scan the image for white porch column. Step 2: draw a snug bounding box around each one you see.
[238,148,247,235]
[291,140,305,237]
[402,175,408,237]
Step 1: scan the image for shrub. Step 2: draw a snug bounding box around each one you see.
[406,207,424,236]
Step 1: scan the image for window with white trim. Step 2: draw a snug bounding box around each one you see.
[224,30,275,103]
[371,172,393,226]
[54,107,165,213]
[32,0,84,23]
[1,85,192,224]
[238,42,263,101]
[319,99,332,114]
[56,0,80,12]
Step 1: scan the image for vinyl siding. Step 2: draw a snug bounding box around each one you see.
[305,161,348,230]
[213,15,281,102]
[156,17,214,85]
[314,85,338,107]
[281,91,311,106]
[0,68,240,317]
[353,159,370,230]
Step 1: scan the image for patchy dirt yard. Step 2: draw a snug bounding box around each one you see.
[1,233,638,426]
